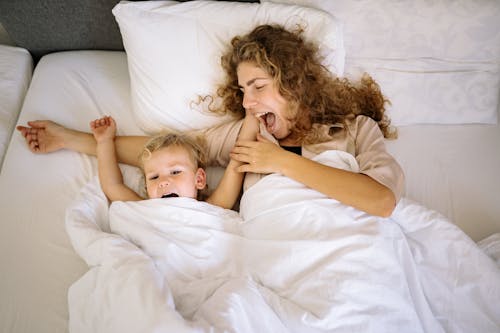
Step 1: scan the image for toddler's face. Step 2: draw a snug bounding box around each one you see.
[143,145,206,199]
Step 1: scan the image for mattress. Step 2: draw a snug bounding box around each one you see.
[0,45,32,169]
[0,51,138,333]
[0,50,499,333]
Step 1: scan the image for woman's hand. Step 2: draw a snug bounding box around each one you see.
[231,133,290,174]
[16,120,68,154]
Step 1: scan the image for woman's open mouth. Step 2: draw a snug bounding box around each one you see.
[256,111,276,134]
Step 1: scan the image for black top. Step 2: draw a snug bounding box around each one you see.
[283,146,302,155]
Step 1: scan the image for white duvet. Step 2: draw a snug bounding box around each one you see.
[66,151,500,333]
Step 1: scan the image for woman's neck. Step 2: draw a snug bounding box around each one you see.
[278,137,301,147]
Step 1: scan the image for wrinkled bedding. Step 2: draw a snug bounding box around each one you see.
[66,151,500,333]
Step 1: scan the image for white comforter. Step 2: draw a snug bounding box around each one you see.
[66,151,500,333]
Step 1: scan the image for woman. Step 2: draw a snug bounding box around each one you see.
[17,24,404,217]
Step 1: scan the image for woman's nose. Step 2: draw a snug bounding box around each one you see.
[242,92,257,109]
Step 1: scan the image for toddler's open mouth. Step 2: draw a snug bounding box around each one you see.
[161,193,179,198]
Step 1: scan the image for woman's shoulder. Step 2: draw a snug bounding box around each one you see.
[329,115,380,143]
[348,115,378,128]
[191,118,244,167]
[346,115,384,140]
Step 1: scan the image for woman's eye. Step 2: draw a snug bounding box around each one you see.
[255,85,265,91]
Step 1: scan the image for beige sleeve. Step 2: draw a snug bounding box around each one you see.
[191,119,244,167]
[354,116,406,203]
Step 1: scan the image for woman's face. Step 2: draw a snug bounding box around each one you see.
[237,61,294,141]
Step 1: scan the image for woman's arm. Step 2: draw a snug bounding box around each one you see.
[17,120,149,167]
[231,134,396,217]
[206,115,259,209]
[189,119,245,168]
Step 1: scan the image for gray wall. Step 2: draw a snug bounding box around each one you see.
[0,22,14,45]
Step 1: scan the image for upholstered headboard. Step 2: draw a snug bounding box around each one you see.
[0,0,259,62]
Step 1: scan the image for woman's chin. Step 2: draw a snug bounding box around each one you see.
[275,133,293,144]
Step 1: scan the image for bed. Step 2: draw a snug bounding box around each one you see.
[0,1,499,333]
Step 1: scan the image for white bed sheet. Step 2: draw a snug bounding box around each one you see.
[0,51,142,333]
[0,45,32,169]
[386,123,500,242]
[0,51,499,333]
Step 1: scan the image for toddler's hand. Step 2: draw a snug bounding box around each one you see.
[239,113,260,141]
[90,116,116,143]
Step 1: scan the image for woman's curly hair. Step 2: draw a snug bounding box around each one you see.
[214,24,395,142]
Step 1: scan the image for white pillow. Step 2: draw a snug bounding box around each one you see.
[344,58,500,125]
[261,0,500,125]
[112,0,345,134]
[261,0,500,61]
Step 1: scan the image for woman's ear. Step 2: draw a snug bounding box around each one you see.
[195,168,207,190]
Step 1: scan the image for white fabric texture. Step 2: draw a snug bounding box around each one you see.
[343,57,499,126]
[478,233,500,266]
[112,0,345,134]
[0,45,32,169]
[261,0,500,125]
[66,150,500,333]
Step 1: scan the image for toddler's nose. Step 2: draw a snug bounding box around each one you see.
[159,177,170,187]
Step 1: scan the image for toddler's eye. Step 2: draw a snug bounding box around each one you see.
[171,170,182,175]
[149,175,158,180]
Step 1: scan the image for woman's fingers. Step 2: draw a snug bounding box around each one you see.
[231,145,249,154]
[236,163,252,173]
[17,125,36,138]
[230,151,251,163]
[27,120,49,129]
[16,126,28,138]
[29,140,39,152]
[17,120,67,154]
[234,139,257,148]
[28,134,40,152]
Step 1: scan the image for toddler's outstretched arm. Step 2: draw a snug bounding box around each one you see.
[206,114,259,209]
[90,116,142,202]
